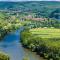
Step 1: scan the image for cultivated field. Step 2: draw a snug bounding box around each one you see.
[30,28,60,38]
[29,28,60,49]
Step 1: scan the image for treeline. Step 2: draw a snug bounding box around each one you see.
[24,18,60,29]
[20,28,60,60]
[0,2,60,19]
[0,12,21,41]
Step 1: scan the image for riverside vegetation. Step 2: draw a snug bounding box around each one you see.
[0,52,9,60]
[20,18,60,60]
[0,12,21,41]
[0,12,21,60]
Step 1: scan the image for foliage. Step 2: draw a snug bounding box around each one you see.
[0,2,60,19]
[0,12,21,40]
[0,52,9,60]
[21,28,60,60]
[21,18,60,29]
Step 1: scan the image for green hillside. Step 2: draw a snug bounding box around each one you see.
[0,1,60,19]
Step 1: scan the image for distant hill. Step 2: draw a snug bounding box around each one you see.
[0,1,60,19]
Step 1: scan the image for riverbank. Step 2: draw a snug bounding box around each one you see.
[0,27,45,60]
[0,12,22,41]
[0,18,21,41]
[20,28,60,60]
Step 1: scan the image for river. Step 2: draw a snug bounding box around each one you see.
[0,27,45,60]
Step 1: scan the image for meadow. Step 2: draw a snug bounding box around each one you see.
[21,28,60,60]
[30,28,60,38]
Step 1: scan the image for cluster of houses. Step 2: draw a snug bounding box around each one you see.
[20,15,47,21]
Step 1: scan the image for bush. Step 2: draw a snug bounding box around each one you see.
[0,52,10,60]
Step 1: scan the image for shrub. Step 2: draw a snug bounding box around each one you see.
[0,52,10,60]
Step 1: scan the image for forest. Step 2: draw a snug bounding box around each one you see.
[0,1,60,19]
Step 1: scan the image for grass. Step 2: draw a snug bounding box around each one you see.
[21,27,60,60]
[30,28,60,38]
[29,28,60,50]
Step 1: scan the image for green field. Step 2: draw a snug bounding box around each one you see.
[29,28,60,48]
[30,28,60,38]
[21,28,60,60]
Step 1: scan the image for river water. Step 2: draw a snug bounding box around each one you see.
[0,27,45,60]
